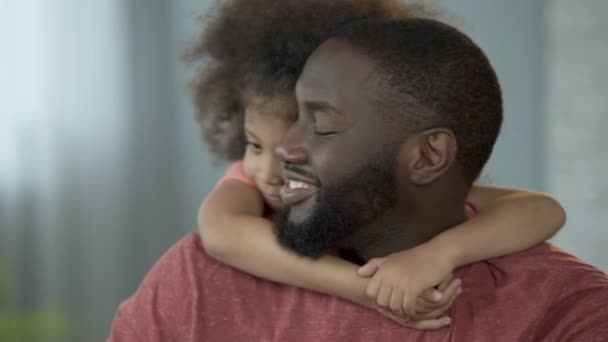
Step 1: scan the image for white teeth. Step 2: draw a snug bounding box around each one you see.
[288,180,311,189]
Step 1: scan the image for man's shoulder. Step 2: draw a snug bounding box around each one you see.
[451,243,608,340]
[146,231,207,273]
[499,243,606,279]
[525,242,607,294]
[107,231,220,341]
[132,231,211,288]
[481,242,608,294]
[511,244,608,340]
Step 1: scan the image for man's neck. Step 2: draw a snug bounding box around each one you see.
[340,186,469,262]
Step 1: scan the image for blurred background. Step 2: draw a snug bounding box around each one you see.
[1,0,606,341]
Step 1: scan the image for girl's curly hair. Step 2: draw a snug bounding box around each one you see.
[186,0,436,162]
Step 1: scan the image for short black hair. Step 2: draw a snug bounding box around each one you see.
[329,18,503,183]
[185,0,437,161]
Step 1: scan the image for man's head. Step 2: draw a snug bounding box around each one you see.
[276,19,503,258]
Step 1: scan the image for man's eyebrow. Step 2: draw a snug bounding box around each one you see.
[303,101,339,115]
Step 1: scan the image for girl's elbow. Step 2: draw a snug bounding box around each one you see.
[200,224,231,261]
[539,194,567,233]
[554,200,567,230]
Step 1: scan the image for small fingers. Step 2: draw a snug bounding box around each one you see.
[402,293,417,319]
[377,308,410,327]
[440,278,462,306]
[358,257,385,277]
[437,273,454,291]
[376,283,392,309]
[403,316,452,331]
[413,297,441,318]
[415,285,462,320]
[421,288,443,303]
[389,289,405,318]
[412,279,462,320]
[365,277,382,299]
[427,278,461,309]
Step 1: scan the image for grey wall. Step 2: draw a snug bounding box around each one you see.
[442,0,608,271]
[440,1,545,190]
[545,0,608,271]
[170,0,223,231]
[1,1,220,341]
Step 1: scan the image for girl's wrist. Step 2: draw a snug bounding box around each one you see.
[426,234,463,270]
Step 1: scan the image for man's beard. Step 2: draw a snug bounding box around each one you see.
[273,153,398,258]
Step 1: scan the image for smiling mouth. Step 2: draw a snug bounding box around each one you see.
[280,179,319,206]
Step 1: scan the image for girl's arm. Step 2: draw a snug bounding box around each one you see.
[430,184,566,268]
[360,184,566,319]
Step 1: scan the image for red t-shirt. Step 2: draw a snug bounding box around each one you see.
[108,233,608,341]
[108,162,608,341]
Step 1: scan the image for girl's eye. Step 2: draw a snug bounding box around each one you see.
[246,141,263,154]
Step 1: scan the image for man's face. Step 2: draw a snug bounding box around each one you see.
[275,40,401,257]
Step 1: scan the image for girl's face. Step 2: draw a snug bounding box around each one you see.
[243,95,297,209]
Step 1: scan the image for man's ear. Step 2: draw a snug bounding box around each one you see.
[400,129,457,185]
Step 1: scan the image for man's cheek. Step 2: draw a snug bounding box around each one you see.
[312,144,364,184]
[310,146,341,184]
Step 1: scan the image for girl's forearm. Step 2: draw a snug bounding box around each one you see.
[429,192,565,269]
[203,215,373,307]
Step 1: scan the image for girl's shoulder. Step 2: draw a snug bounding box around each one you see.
[216,160,255,188]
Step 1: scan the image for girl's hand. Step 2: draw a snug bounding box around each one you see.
[358,243,462,327]
[372,275,461,330]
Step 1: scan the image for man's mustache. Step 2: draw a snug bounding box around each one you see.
[283,163,318,182]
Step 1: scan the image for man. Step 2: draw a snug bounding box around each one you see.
[108,19,608,341]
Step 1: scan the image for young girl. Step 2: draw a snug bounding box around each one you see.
[188,0,566,330]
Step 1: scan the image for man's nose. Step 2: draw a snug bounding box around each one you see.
[275,124,307,164]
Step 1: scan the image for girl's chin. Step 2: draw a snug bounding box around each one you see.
[263,194,286,210]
